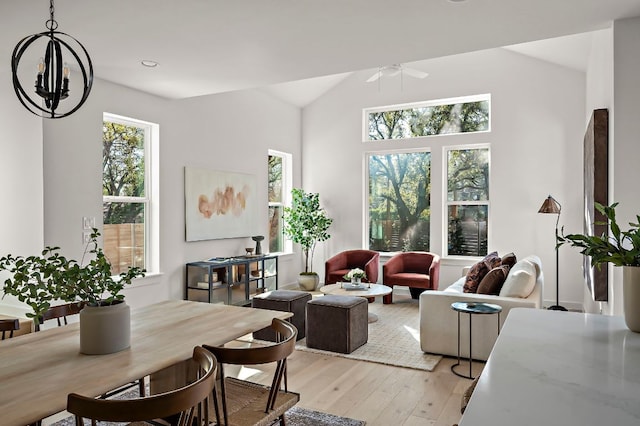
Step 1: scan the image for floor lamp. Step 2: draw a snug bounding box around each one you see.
[538,195,567,311]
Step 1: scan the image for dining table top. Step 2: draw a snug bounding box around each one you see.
[0,299,292,426]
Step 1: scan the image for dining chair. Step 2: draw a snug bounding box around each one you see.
[35,301,85,331]
[0,318,20,340]
[67,346,217,426]
[203,318,299,426]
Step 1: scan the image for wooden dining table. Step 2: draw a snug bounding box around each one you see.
[0,299,292,426]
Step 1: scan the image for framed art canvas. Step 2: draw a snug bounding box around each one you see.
[185,167,258,241]
[583,108,608,301]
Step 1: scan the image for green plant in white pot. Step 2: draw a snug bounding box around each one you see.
[557,202,640,332]
[283,188,333,291]
[0,228,145,353]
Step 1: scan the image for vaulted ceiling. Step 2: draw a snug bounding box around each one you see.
[2,0,639,101]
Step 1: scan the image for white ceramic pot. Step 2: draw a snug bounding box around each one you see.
[623,266,640,333]
[298,273,319,291]
[80,300,131,355]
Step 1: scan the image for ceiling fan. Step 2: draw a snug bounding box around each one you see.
[366,64,429,83]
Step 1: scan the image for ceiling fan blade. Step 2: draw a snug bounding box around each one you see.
[403,68,429,79]
[366,71,381,83]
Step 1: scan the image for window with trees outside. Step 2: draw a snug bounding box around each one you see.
[446,147,490,256]
[103,114,157,275]
[368,150,431,252]
[366,94,490,141]
[268,150,292,253]
[365,95,491,257]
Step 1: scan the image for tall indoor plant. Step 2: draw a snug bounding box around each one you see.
[0,228,145,352]
[557,202,640,331]
[283,188,333,290]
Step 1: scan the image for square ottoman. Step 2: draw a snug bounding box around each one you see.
[306,295,368,354]
[252,290,311,341]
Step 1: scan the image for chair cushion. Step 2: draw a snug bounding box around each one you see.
[385,272,430,287]
[499,259,537,298]
[477,265,510,295]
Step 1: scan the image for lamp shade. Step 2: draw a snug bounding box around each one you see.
[538,195,561,214]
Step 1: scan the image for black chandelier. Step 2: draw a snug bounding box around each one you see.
[11,0,93,119]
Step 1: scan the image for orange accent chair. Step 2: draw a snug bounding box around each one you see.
[383,251,440,304]
[325,250,379,285]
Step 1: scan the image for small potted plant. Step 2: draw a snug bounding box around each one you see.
[283,188,333,291]
[557,202,640,332]
[0,228,145,353]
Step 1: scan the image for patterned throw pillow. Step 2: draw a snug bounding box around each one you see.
[477,265,510,295]
[463,251,500,293]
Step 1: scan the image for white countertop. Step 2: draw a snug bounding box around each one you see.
[460,308,640,425]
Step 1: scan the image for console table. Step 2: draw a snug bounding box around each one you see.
[460,308,640,425]
[185,255,278,306]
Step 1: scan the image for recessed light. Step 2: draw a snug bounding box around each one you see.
[448,0,467,2]
[141,60,159,68]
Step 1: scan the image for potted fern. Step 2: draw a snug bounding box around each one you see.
[0,228,145,353]
[557,202,640,332]
[283,188,333,291]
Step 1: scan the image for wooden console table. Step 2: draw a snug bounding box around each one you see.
[460,308,640,425]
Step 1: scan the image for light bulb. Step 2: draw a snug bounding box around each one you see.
[63,63,70,79]
[37,57,44,74]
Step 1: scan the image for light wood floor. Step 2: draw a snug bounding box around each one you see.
[245,342,485,426]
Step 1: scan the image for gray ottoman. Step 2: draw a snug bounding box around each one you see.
[306,295,368,354]
[252,290,311,341]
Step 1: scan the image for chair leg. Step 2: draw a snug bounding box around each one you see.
[383,293,392,304]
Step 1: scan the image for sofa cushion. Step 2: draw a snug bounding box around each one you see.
[500,252,517,268]
[477,265,510,295]
[463,251,499,293]
[499,259,537,298]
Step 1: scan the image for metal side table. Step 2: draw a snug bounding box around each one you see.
[451,301,502,380]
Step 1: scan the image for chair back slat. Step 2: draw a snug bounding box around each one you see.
[67,346,216,425]
[0,319,20,340]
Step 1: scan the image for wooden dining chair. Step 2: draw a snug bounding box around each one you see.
[67,346,217,426]
[203,318,299,426]
[35,301,85,331]
[0,318,20,340]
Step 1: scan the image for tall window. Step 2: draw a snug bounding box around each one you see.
[268,150,292,253]
[103,113,157,274]
[365,94,490,141]
[368,150,431,252]
[446,147,490,256]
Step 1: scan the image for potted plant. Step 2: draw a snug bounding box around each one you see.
[343,268,367,284]
[0,228,145,353]
[283,188,333,291]
[557,202,640,331]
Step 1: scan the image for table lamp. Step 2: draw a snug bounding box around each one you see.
[538,195,567,311]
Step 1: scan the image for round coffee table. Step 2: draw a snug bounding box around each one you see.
[319,283,392,323]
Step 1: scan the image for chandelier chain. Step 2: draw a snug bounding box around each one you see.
[46,0,58,31]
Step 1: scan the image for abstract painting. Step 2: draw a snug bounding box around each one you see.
[583,108,608,301]
[185,167,258,241]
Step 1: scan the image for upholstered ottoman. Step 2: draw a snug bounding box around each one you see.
[306,295,368,354]
[252,290,311,341]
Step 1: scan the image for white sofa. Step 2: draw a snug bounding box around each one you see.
[419,254,543,361]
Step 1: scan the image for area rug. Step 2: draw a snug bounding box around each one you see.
[50,406,364,426]
[296,297,442,371]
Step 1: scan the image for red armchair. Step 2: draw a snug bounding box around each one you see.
[324,250,379,285]
[383,252,440,304]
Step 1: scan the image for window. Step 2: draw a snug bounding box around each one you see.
[103,113,158,275]
[365,94,490,141]
[446,147,490,256]
[367,150,431,252]
[268,150,292,253]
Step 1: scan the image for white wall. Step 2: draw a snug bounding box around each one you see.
[0,69,45,315]
[611,17,640,316]
[40,77,302,310]
[302,47,586,309]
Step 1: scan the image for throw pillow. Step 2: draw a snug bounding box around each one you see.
[484,251,501,269]
[500,252,517,268]
[464,261,489,293]
[477,265,510,295]
[499,259,537,298]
